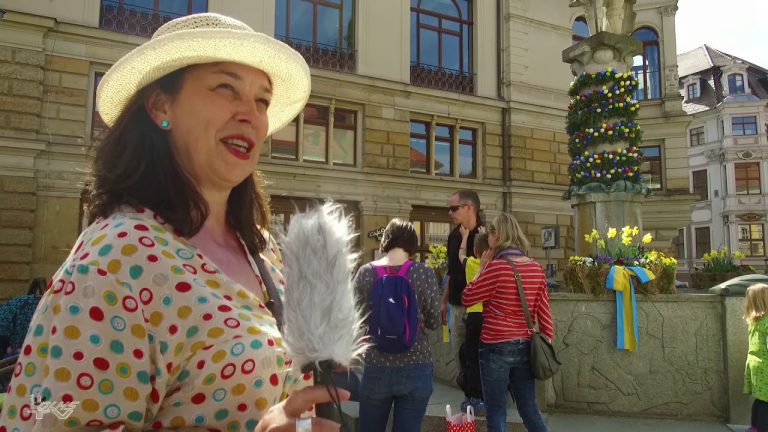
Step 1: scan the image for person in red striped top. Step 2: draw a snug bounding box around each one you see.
[461,212,553,432]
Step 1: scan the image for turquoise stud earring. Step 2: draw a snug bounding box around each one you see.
[160,120,170,129]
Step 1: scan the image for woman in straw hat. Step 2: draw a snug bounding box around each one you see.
[0,13,347,432]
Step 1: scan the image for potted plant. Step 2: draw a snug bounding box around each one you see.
[564,226,678,296]
[425,243,448,285]
[689,247,749,290]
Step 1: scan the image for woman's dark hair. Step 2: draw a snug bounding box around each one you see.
[27,277,47,296]
[87,67,271,255]
[379,218,418,256]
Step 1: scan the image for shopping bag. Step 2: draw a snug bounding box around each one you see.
[445,404,476,432]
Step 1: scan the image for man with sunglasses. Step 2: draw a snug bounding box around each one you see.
[442,190,485,412]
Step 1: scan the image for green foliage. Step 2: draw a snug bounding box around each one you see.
[702,247,746,273]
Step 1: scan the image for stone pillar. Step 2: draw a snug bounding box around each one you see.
[573,192,645,256]
[0,43,46,298]
[723,295,751,425]
[562,33,645,256]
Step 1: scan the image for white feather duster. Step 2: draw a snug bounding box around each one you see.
[280,201,368,371]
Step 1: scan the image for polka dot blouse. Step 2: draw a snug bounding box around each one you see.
[0,207,311,431]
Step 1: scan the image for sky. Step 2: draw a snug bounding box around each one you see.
[675,0,768,68]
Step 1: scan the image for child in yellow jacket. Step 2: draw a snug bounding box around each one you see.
[458,229,489,414]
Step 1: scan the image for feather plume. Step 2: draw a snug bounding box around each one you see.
[280,201,368,371]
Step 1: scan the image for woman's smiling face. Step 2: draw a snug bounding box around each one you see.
[151,62,272,194]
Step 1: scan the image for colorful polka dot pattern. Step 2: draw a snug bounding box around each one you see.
[0,207,311,431]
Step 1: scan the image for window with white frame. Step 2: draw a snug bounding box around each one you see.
[735,162,761,195]
[631,27,661,100]
[692,169,708,201]
[409,120,477,178]
[739,224,765,257]
[689,126,705,146]
[732,116,758,136]
[695,226,710,259]
[686,83,699,99]
[269,103,357,166]
[675,228,686,259]
[639,145,662,190]
[728,73,745,94]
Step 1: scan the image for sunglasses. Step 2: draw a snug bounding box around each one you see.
[448,204,468,213]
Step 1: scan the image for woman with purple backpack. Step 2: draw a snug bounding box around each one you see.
[353,218,441,432]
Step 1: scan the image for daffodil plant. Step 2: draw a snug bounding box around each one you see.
[425,243,448,280]
[583,225,653,262]
[567,226,678,295]
[701,247,745,273]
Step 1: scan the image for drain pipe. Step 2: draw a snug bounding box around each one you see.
[498,0,510,212]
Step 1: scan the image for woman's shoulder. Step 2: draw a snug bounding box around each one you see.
[70,206,188,272]
[495,256,542,268]
[409,260,435,276]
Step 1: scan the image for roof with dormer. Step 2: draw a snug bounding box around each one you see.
[677,45,768,114]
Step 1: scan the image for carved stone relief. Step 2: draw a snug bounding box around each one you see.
[660,5,679,17]
[551,298,727,419]
[665,66,680,96]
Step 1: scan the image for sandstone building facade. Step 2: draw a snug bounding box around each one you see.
[0,0,692,297]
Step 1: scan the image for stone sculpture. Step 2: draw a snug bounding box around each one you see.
[569,0,637,35]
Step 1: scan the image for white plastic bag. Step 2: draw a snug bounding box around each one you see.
[445,404,476,432]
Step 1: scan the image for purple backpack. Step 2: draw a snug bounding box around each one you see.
[368,260,420,353]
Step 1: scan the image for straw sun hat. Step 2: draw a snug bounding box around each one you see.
[96,13,311,136]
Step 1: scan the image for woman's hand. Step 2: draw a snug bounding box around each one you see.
[479,249,495,269]
[459,225,469,240]
[254,385,351,432]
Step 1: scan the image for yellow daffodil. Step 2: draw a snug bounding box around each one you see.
[598,239,606,249]
[584,233,593,243]
[631,226,640,236]
[642,233,653,244]
[621,226,631,237]
[607,228,617,238]
[621,236,632,246]
[733,251,745,260]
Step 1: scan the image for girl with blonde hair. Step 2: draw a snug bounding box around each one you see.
[745,283,768,432]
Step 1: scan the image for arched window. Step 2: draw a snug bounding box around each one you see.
[728,73,745,94]
[274,0,356,72]
[572,16,589,44]
[631,27,661,100]
[410,0,473,93]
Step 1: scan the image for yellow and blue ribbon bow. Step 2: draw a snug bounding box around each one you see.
[606,265,655,352]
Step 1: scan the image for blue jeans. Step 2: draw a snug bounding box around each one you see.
[358,363,433,432]
[480,340,548,432]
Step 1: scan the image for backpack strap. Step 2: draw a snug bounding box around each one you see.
[396,260,414,277]
[371,260,414,278]
[503,257,535,334]
[371,263,388,278]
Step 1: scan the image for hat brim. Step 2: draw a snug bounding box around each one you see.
[97,28,311,136]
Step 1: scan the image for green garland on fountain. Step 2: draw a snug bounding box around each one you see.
[564,68,651,199]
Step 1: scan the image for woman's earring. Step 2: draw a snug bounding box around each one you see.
[160,120,170,129]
